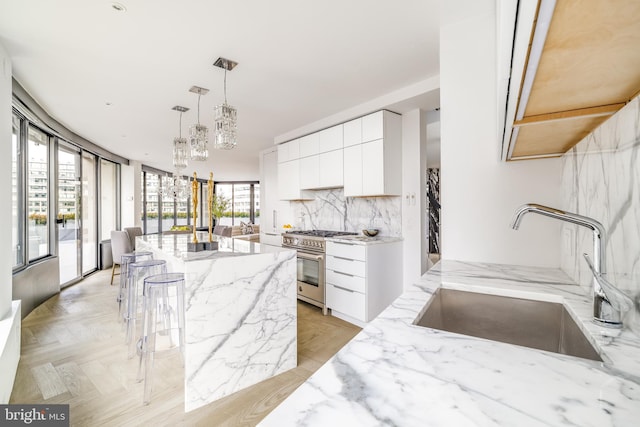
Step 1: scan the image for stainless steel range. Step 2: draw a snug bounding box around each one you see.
[282,230,357,314]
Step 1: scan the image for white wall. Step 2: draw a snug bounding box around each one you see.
[0,41,20,403]
[0,42,12,318]
[440,0,563,268]
[121,161,142,228]
[401,109,428,288]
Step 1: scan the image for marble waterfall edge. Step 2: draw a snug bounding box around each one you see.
[184,249,297,411]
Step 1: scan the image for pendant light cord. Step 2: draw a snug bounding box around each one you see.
[197,94,201,125]
[224,69,228,104]
[178,111,183,138]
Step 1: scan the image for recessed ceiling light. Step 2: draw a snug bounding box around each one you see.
[111,2,127,12]
[105,102,112,106]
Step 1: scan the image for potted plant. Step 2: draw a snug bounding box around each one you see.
[211,193,230,226]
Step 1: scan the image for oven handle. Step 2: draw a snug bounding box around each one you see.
[297,251,324,262]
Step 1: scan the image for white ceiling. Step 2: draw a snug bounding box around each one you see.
[0,0,441,180]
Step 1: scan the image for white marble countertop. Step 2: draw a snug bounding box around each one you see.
[325,235,403,245]
[139,232,290,262]
[260,260,640,426]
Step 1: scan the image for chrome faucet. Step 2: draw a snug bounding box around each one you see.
[511,203,624,327]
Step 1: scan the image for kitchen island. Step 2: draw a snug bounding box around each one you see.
[260,260,640,426]
[137,233,297,412]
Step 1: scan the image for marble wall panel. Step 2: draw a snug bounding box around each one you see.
[290,189,402,236]
[561,96,640,306]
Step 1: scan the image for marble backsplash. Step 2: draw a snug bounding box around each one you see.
[290,189,402,237]
[560,96,640,301]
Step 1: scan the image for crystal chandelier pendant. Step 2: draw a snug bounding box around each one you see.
[173,137,189,169]
[171,105,190,169]
[213,103,237,150]
[212,57,238,150]
[189,123,209,161]
[160,173,173,199]
[188,86,210,161]
[161,171,189,200]
[174,172,189,200]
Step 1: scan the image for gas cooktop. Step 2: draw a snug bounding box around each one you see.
[284,230,358,238]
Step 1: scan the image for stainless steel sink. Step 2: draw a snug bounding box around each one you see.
[416,288,602,361]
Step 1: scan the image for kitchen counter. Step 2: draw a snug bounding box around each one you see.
[259,260,640,426]
[137,233,297,412]
[325,235,403,245]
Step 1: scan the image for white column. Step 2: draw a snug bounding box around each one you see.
[440,0,563,267]
[0,42,13,319]
[401,109,428,288]
[121,160,142,228]
[0,40,20,404]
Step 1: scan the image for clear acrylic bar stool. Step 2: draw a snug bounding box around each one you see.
[117,251,154,322]
[126,259,167,358]
[137,273,185,405]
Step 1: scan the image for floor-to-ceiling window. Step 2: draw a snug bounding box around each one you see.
[100,159,119,242]
[143,171,160,234]
[11,115,24,268]
[214,182,260,226]
[27,126,51,261]
[12,101,124,290]
[139,173,261,233]
[82,152,98,274]
[58,144,81,284]
[141,168,196,233]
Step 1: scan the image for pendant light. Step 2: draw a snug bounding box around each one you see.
[213,57,238,150]
[171,105,189,170]
[189,86,210,161]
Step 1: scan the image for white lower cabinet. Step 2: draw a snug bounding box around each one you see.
[325,240,402,326]
[326,284,366,321]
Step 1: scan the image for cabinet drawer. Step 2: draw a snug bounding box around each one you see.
[326,241,366,261]
[326,284,365,321]
[326,255,366,277]
[326,269,366,293]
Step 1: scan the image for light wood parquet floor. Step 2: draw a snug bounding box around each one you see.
[10,269,361,426]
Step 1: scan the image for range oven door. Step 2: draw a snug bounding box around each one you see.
[296,251,325,308]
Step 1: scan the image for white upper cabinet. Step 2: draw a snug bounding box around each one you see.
[361,139,385,196]
[343,110,402,197]
[343,118,362,147]
[299,155,320,190]
[318,124,343,153]
[319,150,343,188]
[278,159,312,200]
[277,110,399,196]
[343,144,363,196]
[299,133,320,158]
[299,150,343,190]
[277,139,300,163]
[362,111,384,143]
